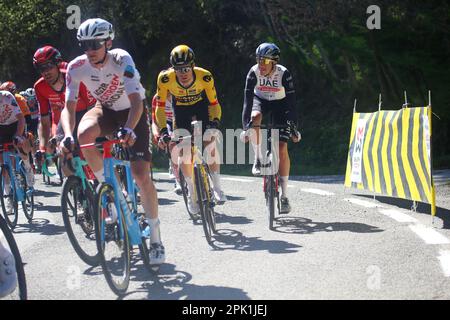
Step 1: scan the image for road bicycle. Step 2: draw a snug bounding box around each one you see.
[0,142,34,230]
[168,121,217,246]
[85,135,153,296]
[248,115,295,230]
[38,138,63,186]
[61,141,100,266]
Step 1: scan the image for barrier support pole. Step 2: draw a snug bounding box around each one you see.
[428,90,436,226]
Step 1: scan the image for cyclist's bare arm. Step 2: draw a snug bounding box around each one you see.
[125,92,144,130]
[61,100,77,138]
[39,115,51,151]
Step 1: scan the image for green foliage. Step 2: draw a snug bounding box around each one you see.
[0,0,448,174]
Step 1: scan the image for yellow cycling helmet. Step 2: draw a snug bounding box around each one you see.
[170,45,195,67]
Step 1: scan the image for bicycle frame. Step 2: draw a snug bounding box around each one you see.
[94,140,142,246]
[41,152,58,177]
[0,143,28,202]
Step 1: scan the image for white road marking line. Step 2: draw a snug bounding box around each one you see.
[378,209,418,223]
[222,177,254,183]
[301,188,335,196]
[438,250,450,277]
[409,224,450,245]
[344,198,384,208]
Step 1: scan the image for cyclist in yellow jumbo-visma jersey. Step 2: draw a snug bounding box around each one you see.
[156,45,227,216]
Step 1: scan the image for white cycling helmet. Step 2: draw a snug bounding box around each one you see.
[77,18,115,41]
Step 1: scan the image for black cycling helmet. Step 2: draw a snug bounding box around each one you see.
[170,45,195,67]
[255,43,280,61]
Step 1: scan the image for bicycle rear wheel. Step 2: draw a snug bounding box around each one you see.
[62,176,99,266]
[194,164,216,245]
[0,214,27,300]
[0,167,19,230]
[95,183,130,296]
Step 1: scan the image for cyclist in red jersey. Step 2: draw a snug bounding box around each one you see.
[33,46,96,173]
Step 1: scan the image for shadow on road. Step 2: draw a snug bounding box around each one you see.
[209,228,301,253]
[34,189,60,197]
[122,263,250,300]
[34,201,62,214]
[354,194,450,229]
[13,218,66,236]
[225,195,246,201]
[272,216,384,235]
[158,197,178,206]
[215,212,253,225]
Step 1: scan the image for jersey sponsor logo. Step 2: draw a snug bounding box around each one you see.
[111,53,123,66]
[124,65,135,78]
[257,86,281,92]
[91,75,100,82]
[203,75,212,82]
[94,74,126,107]
[259,78,279,87]
[175,93,203,104]
[70,59,86,70]
[0,104,13,124]
[161,75,170,83]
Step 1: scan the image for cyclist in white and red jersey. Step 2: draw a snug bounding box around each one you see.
[0,90,34,209]
[60,18,164,265]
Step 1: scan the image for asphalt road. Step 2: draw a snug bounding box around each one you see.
[3,169,450,300]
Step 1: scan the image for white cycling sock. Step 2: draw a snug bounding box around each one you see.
[23,159,31,169]
[280,176,289,198]
[210,171,222,192]
[185,176,195,197]
[252,143,263,161]
[94,170,105,183]
[148,218,161,244]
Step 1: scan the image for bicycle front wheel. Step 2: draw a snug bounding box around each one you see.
[19,170,34,222]
[62,176,99,266]
[95,183,130,296]
[0,214,27,300]
[179,168,198,221]
[266,175,276,230]
[0,167,19,230]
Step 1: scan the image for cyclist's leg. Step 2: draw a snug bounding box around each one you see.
[274,102,292,212]
[249,96,266,174]
[172,106,199,213]
[0,124,16,203]
[16,132,35,187]
[126,107,165,263]
[77,104,113,183]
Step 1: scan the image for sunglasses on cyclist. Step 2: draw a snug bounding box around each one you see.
[256,57,276,65]
[78,40,106,51]
[174,66,193,74]
[36,62,57,73]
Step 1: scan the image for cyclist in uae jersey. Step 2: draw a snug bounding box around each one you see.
[61,18,164,265]
[241,43,301,214]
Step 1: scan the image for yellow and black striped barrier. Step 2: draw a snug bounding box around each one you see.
[344,106,436,216]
